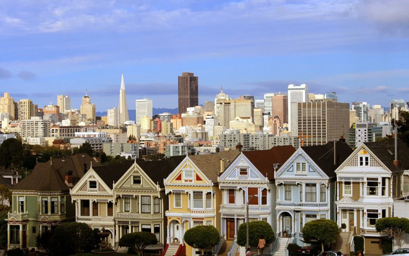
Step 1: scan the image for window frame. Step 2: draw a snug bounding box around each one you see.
[174,193,182,208]
[193,191,203,209]
[284,185,292,201]
[51,197,58,214]
[305,184,317,202]
[183,170,194,182]
[124,197,131,212]
[132,176,142,185]
[18,196,25,213]
[41,197,49,214]
[239,168,248,176]
[141,196,151,213]
[344,181,352,196]
[228,189,235,204]
[88,180,98,190]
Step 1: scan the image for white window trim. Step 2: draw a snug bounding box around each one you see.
[192,191,204,209]
[239,167,248,176]
[183,169,194,182]
[295,162,307,175]
[132,175,142,185]
[284,185,292,201]
[344,181,352,196]
[174,193,182,208]
[88,180,98,191]
[359,155,369,167]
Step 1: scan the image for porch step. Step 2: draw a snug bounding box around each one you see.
[331,232,351,254]
[164,244,180,256]
[272,237,291,256]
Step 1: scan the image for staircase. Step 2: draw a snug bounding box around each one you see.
[331,232,350,254]
[272,237,291,256]
[218,240,234,256]
[163,244,180,256]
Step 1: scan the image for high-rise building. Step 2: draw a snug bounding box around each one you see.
[57,95,71,113]
[135,98,153,124]
[43,103,60,122]
[118,74,129,124]
[215,96,254,128]
[352,102,370,122]
[107,108,119,126]
[21,116,50,138]
[18,99,37,121]
[80,92,96,123]
[295,101,350,146]
[288,84,308,133]
[390,99,407,121]
[272,94,288,125]
[0,92,15,120]
[264,93,275,116]
[178,72,198,114]
[369,105,384,124]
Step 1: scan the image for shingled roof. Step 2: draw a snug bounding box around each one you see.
[243,145,296,180]
[302,141,352,178]
[365,138,409,173]
[11,154,100,192]
[92,156,186,189]
[189,150,241,183]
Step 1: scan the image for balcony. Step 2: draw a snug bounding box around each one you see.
[117,212,162,219]
[8,212,29,221]
[190,209,215,215]
[220,205,270,213]
[76,216,114,222]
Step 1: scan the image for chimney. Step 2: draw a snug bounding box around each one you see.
[65,170,73,186]
[334,140,337,166]
[220,159,225,173]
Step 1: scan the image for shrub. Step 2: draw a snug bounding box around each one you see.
[382,236,393,254]
[341,223,346,229]
[354,236,364,253]
[237,221,275,247]
[6,248,24,256]
[287,243,301,256]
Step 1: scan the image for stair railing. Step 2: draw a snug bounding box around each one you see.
[227,240,238,256]
[213,236,225,256]
[270,236,279,255]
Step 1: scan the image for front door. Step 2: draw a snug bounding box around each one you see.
[282,214,292,237]
[227,219,235,240]
[22,230,27,248]
[349,211,354,232]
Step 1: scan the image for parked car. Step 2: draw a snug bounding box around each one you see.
[391,248,409,255]
[298,246,318,256]
[317,251,345,256]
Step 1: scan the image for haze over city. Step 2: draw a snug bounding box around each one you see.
[1,0,409,111]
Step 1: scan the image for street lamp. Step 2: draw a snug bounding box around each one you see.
[246,194,258,250]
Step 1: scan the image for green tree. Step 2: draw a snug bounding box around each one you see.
[0,184,11,214]
[49,222,94,256]
[184,225,220,255]
[302,219,339,252]
[0,138,24,169]
[118,232,157,256]
[78,142,93,156]
[376,217,409,249]
[237,221,275,248]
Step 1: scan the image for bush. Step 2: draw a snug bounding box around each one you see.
[354,236,364,254]
[184,225,220,254]
[237,221,275,247]
[6,248,24,256]
[341,223,346,229]
[287,243,301,256]
[382,236,393,254]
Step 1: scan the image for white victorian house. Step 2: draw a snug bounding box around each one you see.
[275,141,352,246]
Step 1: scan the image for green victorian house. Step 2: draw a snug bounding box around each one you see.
[7,153,99,249]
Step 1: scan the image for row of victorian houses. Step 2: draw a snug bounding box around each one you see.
[6,137,409,256]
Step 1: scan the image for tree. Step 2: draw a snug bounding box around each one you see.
[78,142,93,156]
[184,225,220,255]
[302,219,338,252]
[0,184,11,214]
[237,221,275,248]
[0,138,24,169]
[119,232,158,256]
[375,217,409,249]
[49,222,94,256]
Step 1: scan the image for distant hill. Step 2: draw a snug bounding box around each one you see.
[96,108,178,121]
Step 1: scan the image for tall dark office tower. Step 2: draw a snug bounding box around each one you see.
[178,72,198,114]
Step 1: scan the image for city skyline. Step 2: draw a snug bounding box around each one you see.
[1,0,409,111]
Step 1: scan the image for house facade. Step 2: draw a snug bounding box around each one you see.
[164,151,240,256]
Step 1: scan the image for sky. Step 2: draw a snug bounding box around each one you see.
[1,0,409,113]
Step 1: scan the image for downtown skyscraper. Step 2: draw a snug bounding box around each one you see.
[118,74,129,124]
[178,72,198,114]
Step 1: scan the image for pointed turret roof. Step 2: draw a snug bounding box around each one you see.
[121,74,125,90]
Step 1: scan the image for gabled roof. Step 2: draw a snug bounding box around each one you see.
[94,156,185,189]
[302,141,352,178]
[189,151,240,182]
[365,138,409,173]
[11,154,99,192]
[243,145,296,180]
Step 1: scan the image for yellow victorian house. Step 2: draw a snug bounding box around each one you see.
[164,151,240,256]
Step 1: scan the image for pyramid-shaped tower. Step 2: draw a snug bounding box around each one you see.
[118,74,129,124]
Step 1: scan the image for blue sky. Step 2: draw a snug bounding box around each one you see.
[1,0,409,112]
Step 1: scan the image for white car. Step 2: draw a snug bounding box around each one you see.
[391,248,409,255]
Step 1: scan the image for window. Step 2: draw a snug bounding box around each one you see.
[18,196,24,213]
[206,220,212,226]
[240,168,248,176]
[344,181,352,195]
[81,200,90,216]
[320,185,326,202]
[382,209,386,218]
[32,226,36,234]
[194,221,203,227]
[359,156,369,166]
[305,214,317,223]
[305,184,316,202]
[296,163,306,174]
[367,209,378,227]
[92,202,98,216]
[42,198,49,214]
[382,178,386,196]
[193,192,203,208]
[89,180,97,189]
[174,193,182,208]
[142,224,151,233]
[320,214,326,219]
[262,189,267,205]
[248,188,258,205]
[229,189,235,204]
[124,197,130,212]
[284,185,292,201]
[10,226,20,244]
[206,193,211,209]
[154,225,160,241]
[367,178,378,196]
[183,170,193,181]
[133,176,141,185]
[51,197,58,214]
[141,196,151,213]
[60,197,65,213]
[154,198,160,213]
[107,202,113,216]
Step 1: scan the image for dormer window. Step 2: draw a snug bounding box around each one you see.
[133,176,142,185]
[359,150,370,166]
[296,163,306,174]
[239,168,248,176]
[89,181,97,190]
[183,170,194,182]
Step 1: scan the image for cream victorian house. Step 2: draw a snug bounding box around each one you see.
[164,151,240,256]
